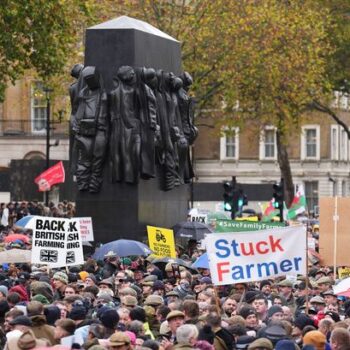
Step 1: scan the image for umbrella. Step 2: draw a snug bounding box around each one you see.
[151,257,198,273]
[192,253,209,269]
[4,234,29,244]
[14,215,34,228]
[0,249,31,264]
[173,221,213,241]
[92,239,152,260]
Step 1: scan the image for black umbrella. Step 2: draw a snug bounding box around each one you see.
[173,221,213,241]
[151,257,198,274]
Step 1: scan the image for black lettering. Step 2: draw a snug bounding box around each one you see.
[69,221,77,232]
[36,219,43,230]
[67,233,79,241]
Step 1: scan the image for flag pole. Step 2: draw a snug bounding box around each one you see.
[333,196,338,281]
[305,227,309,315]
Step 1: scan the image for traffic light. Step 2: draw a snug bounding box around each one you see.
[273,178,284,222]
[223,181,234,212]
[237,189,248,216]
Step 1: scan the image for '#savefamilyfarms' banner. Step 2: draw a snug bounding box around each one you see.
[205,225,306,285]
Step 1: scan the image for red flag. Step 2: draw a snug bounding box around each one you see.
[34,161,65,192]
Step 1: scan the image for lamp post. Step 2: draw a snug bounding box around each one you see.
[43,87,53,207]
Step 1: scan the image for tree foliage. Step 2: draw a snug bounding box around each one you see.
[0,0,91,102]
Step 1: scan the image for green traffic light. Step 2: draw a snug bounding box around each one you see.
[238,199,243,207]
[224,202,232,211]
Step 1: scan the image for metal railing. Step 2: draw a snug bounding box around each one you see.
[0,119,69,137]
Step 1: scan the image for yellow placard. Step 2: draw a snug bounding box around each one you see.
[235,216,259,222]
[147,226,176,258]
[338,267,350,279]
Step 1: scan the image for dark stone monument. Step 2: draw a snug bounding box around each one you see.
[76,16,190,242]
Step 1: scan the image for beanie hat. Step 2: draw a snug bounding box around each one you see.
[264,325,287,345]
[44,305,61,326]
[294,314,314,330]
[69,305,88,321]
[239,306,256,320]
[53,271,68,285]
[245,291,260,304]
[274,339,296,350]
[260,280,272,290]
[303,330,326,350]
[87,274,97,284]
[32,294,49,305]
[99,308,120,329]
[79,271,89,281]
[0,285,8,297]
[267,305,283,319]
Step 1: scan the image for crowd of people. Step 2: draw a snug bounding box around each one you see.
[0,201,76,228]
[0,206,347,350]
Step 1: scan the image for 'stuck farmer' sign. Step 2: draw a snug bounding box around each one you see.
[32,217,84,267]
[205,225,306,285]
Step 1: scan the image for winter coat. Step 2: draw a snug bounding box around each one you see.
[30,315,56,345]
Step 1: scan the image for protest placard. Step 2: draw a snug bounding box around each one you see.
[74,217,94,242]
[32,217,84,267]
[190,214,208,224]
[205,225,306,285]
[147,226,176,258]
[214,219,285,233]
[338,267,350,279]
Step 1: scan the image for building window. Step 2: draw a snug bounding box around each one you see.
[304,181,318,213]
[340,128,348,161]
[331,125,339,160]
[259,126,277,160]
[31,82,47,133]
[301,125,320,160]
[220,127,239,160]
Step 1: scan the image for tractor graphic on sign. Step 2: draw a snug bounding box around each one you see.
[156,230,166,243]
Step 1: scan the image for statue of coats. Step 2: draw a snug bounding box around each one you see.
[135,67,158,180]
[177,71,198,182]
[110,66,141,184]
[73,66,108,193]
[68,63,84,175]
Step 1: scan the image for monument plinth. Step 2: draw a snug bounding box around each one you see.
[76,16,190,242]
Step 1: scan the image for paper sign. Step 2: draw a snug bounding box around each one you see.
[205,225,306,285]
[74,217,94,242]
[147,226,176,258]
[190,214,208,224]
[32,217,84,267]
[338,267,350,279]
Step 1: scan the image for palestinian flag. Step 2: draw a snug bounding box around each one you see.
[287,185,307,219]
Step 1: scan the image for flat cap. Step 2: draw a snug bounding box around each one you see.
[277,279,293,287]
[248,337,273,350]
[310,295,325,304]
[144,295,164,307]
[166,310,185,321]
[317,276,332,285]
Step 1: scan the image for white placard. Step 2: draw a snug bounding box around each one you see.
[74,217,94,242]
[32,217,84,267]
[205,225,307,285]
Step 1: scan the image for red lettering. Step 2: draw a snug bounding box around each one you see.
[217,262,230,282]
[240,242,254,256]
[256,241,269,254]
[269,235,284,252]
